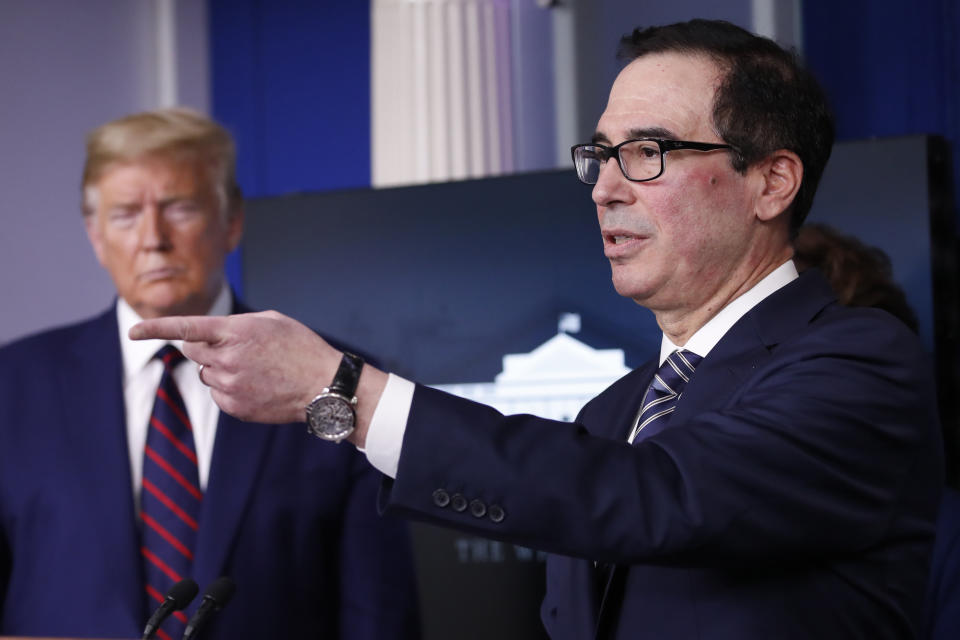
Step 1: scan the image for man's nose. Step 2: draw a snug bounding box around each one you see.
[591,158,634,207]
[138,205,171,249]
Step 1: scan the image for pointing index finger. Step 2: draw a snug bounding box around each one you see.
[129,316,229,344]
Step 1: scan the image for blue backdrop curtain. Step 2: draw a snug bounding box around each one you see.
[207,0,372,295]
[802,0,959,218]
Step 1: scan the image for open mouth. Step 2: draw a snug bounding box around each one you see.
[603,231,647,245]
[601,229,651,259]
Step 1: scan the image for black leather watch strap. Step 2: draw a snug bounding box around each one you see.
[328,352,364,397]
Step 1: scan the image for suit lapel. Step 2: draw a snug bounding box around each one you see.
[672,270,836,425]
[671,338,769,427]
[58,308,145,620]
[191,403,276,591]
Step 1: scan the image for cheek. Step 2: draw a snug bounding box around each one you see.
[693,166,726,191]
[705,163,749,200]
[656,174,715,227]
[657,172,741,261]
[682,167,745,217]
[178,224,230,265]
[99,232,138,264]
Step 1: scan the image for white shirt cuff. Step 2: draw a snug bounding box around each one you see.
[361,373,415,479]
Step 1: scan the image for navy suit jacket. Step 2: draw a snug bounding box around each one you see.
[382,270,943,639]
[0,304,419,639]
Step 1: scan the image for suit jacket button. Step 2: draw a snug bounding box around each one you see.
[469,499,487,518]
[450,493,468,512]
[432,489,450,508]
[488,504,505,523]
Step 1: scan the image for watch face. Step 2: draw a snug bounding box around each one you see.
[308,393,356,441]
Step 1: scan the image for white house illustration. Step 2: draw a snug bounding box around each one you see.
[433,314,630,422]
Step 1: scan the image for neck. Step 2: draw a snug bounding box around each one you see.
[655,248,792,345]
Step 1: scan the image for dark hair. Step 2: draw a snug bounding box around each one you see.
[618,19,835,230]
[793,224,919,333]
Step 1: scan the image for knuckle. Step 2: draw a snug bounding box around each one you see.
[181,318,199,342]
[219,372,237,395]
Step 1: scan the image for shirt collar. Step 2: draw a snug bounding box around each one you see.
[117,283,233,381]
[659,260,798,364]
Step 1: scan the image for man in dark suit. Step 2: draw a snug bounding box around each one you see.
[132,20,944,639]
[0,108,419,639]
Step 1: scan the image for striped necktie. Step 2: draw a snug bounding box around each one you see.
[141,345,202,640]
[628,349,702,444]
[596,350,704,600]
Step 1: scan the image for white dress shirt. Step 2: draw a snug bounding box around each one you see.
[117,284,232,507]
[364,260,799,478]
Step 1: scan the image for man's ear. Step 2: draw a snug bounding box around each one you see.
[754,149,803,223]
[84,213,108,268]
[226,205,245,252]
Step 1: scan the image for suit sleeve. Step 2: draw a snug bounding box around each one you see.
[337,450,421,640]
[380,310,942,566]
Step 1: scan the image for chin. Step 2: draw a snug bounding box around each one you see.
[135,291,198,319]
[610,271,650,302]
[136,304,189,320]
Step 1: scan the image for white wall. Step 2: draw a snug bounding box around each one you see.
[0,0,208,345]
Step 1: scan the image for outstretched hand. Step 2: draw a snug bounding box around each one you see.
[129,311,386,446]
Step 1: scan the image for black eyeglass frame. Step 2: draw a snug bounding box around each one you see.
[570,138,738,184]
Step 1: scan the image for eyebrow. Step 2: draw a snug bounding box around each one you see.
[158,195,195,206]
[591,126,678,145]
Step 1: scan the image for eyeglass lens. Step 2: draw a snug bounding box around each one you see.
[574,140,663,184]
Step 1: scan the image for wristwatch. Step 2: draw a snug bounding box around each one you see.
[305,352,364,443]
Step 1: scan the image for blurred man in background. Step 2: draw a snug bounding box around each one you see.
[0,108,420,639]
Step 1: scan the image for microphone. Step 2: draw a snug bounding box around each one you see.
[143,578,199,640]
[182,576,236,640]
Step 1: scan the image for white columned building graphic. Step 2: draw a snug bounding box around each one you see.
[434,314,630,422]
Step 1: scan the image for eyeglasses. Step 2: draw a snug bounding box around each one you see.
[570,138,736,184]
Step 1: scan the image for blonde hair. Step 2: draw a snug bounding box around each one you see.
[81,107,241,217]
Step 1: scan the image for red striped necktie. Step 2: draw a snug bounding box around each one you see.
[141,345,202,640]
